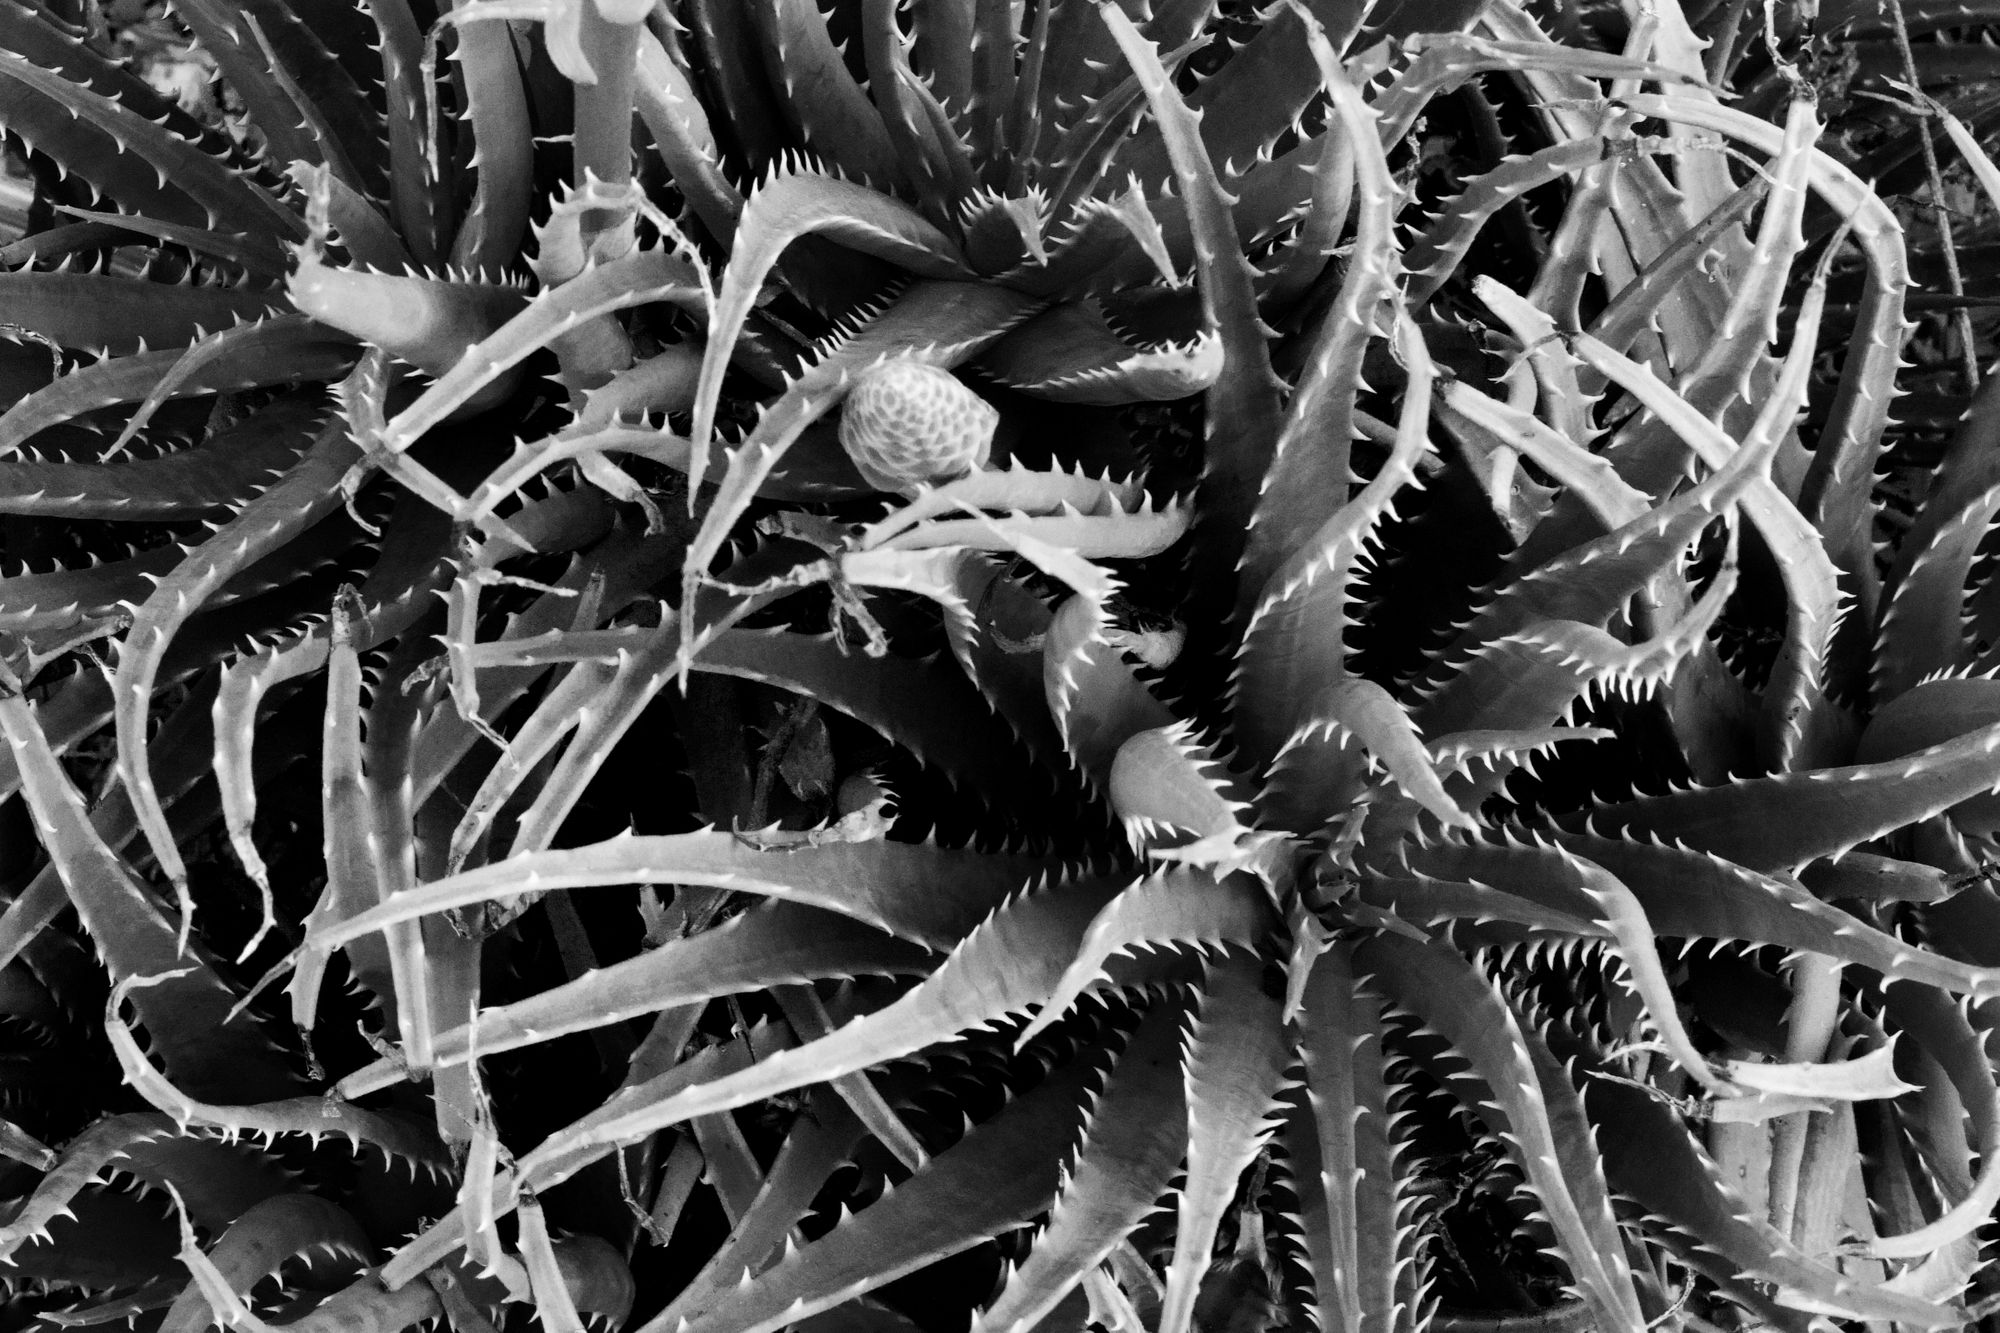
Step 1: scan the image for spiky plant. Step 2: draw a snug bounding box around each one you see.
[5,0,2000,1331]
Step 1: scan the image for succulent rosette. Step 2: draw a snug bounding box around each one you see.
[2,1,2000,1332]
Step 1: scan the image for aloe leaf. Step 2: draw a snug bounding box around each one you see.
[685,171,971,488]
[962,187,1048,275]
[409,529,684,812]
[661,1053,1103,1333]
[1602,98,1817,506]
[1867,984,2000,1259]
[857,465,1147,547]
[630,37,741,246]
[286,161,411,273]
[907,0,975,113]
[1823,0,2000,31]
[360,0,440,265]
[0,1113,173,1257]
[1577,715,2000,875]
[1373,35,1692,147]
[1095,6,1284,596]
[43,201,287,277]
[1236,311,1434,795]
[1856,677,2000,835]
[1354,932,1647,1331]
[0,670,293,1102]
[0,274,286,358]
[1382,835,1730,1092]
[444,647,613,870]
[221,1271,445,1333]
[1403,138,1606,310]
[457,424,718,526]
[1018,871,1275,1049]
[654,1092,868,1321]
[675,0,787,190]
[159,1194,371,1333]
[516,872,1127,1173]
[172,0,382,196]
[172,1192,422,1333]
[1578,178,1766,393]
[1436,344,1778,685]
[1797,852,1955,903]
[306,832,1060,973]
[45,1279,186,1328]
[862,0,978,212]
[1479,273,1598,455]
[1571,298,1845,771]
[771,983,929,1171]
[353,658,428,1051]
[0,316,351,459]
[868,502,1189,562]
[444,7,532,276]
[0,0,228,151]
[975,997,1191,1333]
[0,397,330,523]
[567,7,642,230]
[1350,725,1614,847]
[747,0,907,192]
[579,345,702,425]
[1621,93,1909,620]
[288,248,528,382]
[536,1212,642,1326]
[965,0,1019,169]
[113,409,357,909]
[0,219,142,266]
[1355,875,1598,943]
[837,545,1067,765]
[107,974,449,1173]
[1186,130,1336,268]
[1935,96,2000,214]
[101,325,288,461]
[1042,589,1176,792]
[1714,1042,1917,1104]
[1240,23,1398,601]
[0,676,234,985]
[1102,726,1278,874]
[382,248,702,468]
[336,901,931,1097]
[380,967,1053,1285]
[1159,958,1290,1333]
[1570,1042,1962,1326]
[215,479,464,893]
[11,1186,179,1290]
[1421,595,1732,784]
[0,46,299,246]
[1432,379,1649,536]
[285,590,397,1039]
[1026,0,1136,153]
[118,1130,301,1236]
[1028,181,1176,299]
[514,1193,583,1333]
[975,301,1221,405]
[1257,111,1355,315]
[1551,829,2000,996]
[1875,374,2000,701]
[1114,1,1355,194]
[1291,943,1404,1333]
[603,625,1052,837]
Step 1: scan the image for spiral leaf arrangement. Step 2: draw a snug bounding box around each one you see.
[2,0,2000,1330]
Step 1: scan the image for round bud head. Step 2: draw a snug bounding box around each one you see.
[837,358,999,495]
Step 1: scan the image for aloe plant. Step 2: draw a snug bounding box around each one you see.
[4,0,2000,1330]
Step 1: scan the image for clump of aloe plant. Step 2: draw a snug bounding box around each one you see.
[4,0,2000,1331]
